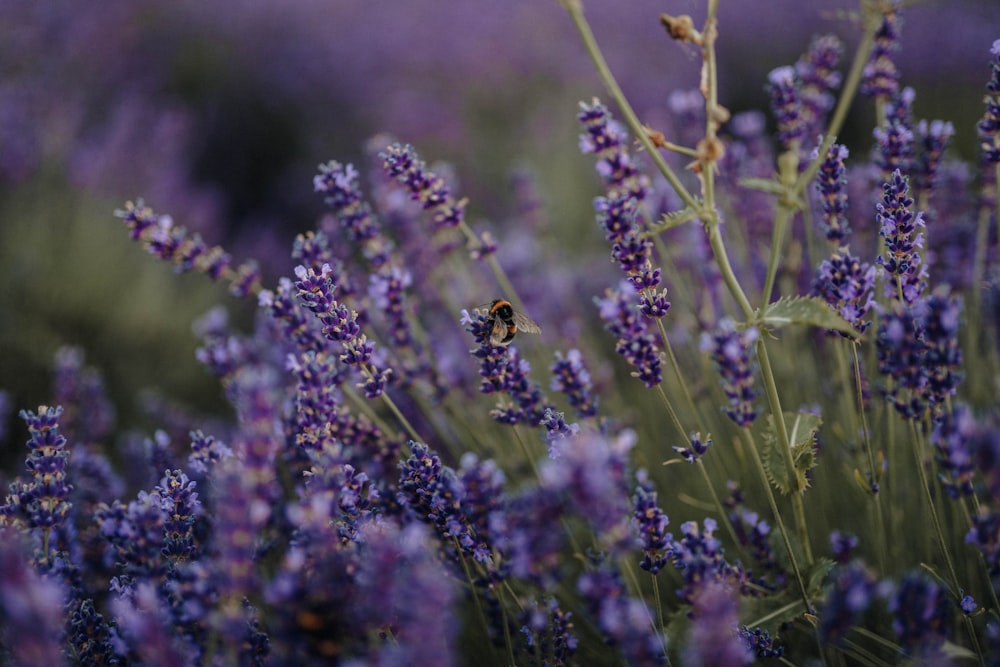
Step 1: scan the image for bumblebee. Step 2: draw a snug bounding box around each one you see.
[481,298,541,347]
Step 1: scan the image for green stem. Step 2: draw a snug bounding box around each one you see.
[561,0,699,211]
[756,339,814,566]
[741,428,811,611]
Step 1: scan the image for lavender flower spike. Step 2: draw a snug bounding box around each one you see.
[815,143,851,245]
[766,65,804,149]
[18,406,73,539]
[380,143,467,231]
[978,39,1000,165]
[596,281,663,388]
[701,319,759,427]
[876,169,927,305]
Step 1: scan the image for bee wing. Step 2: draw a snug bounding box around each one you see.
[489,317,509,346]
[512,310,541,334]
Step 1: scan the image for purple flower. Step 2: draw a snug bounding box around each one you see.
[889,572,951,659]
[550,349,599,419]
[0,528,68,666]
[397,442,479,562]
[829,530,859,564]
[632,470,670,574]
[921,288,965,406]
[462,307,552,426]
[873,88,915,176]
[111,581,195,666]
[577,98,649,202]
[593,194,669,312]
[814,143,852,245]
[380,143,467,231]
[67,598,120,666]
[739,625,785,659]
[157,469,201,562]
[52,346,116,444]
[540,408,580,459]
[517,596,578,665]
[666,518,738,602]
[796,33,843,143]
[812,247,875,335]
[16,406,74,542]
[353,521,458,667]
[876,287,964,418]
[818,561,880,645]
[596,281,663,388]
[368,264,417,350]
[978,39,1000,164]
[876,300,928,419]
[577,567,666,666]
[700,319,759,427]
[683,582,754,667]
[767,65,804,148]
[673,431,712,463]
[187,429,233,474]
[728,508,777,582]
[539,428,635,552]
[967,505,1000,588]
[876,169,927,304]
[860,0,903,100]
[457,453,506,565]
[314,161,382,244]
[915,118,954,196]
[579,101,669,318]
[294,263,394,398]
[209,457,264,616]
[114,200,263,295]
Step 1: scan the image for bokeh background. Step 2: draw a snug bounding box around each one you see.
[2,0,998,464]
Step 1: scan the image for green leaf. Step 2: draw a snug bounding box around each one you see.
[643,204,701,236]
[759,296,860,338]
[805,558,835,597]
[760,411,822,495]
[738,176,784,196]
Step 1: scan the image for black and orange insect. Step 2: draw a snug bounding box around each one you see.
[480,299,541,347]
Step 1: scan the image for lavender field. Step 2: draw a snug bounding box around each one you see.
[2,1,1000,665]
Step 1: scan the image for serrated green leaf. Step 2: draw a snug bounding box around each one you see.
[805,558,835,597]
[760,296,860,338]
[643,204,700,236]
[759,411,821,495]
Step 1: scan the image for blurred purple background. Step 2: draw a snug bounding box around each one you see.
[2,0,996,243]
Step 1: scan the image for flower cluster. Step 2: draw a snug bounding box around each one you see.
[294,262,392,398]
[462,307,552,426]
[115,200,260,297]
[1,407,73,550]
[701,319,759,427]
[632,471,670,573]
[876,169,927,304]
[860,0,903,101]
[596,281,663,388]
[812,134,876,339]
[549,348,599,419]
[766,65,805,149]
[876,286,964,418]
[579,100,670,318]
[380,143,467,232]
[978,39,1000,165]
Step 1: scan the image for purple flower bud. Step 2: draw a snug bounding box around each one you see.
[860,1,903,100]
[701,319,759,427]
[767,65,804,148]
